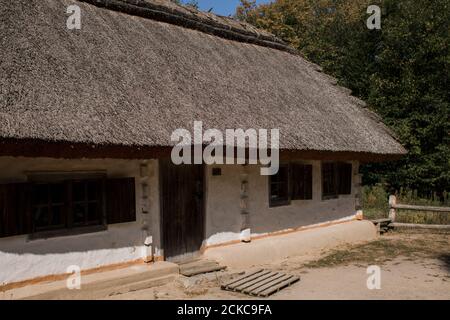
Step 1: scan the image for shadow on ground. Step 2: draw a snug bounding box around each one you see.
[438,254,450,273]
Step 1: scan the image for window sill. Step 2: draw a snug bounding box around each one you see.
[292,198,313,202]
[322,194,353,201]
[28,224,108,241]
[322,195,339,201]
[269,201,291,208]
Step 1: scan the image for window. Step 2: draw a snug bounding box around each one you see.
[269,164,290,207]
[0,176,136,239]
[269,163,313,207]
[32,182,68,232]
[31,179,104,233]
[337,163,352,195]
[0,183,33,238]
[291,164,313,200]
[72,180,104,227]
[322,163,337,199]
[322,162,353,200]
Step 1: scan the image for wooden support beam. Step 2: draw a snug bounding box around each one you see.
[391,222,450,230]
[389,195,397,222]
[392,204,450,213]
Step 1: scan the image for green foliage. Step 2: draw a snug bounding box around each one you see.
[362,185,449,224]
[395,188,449,224]
[362,184,389,219]
[397,188,450,207]
[236,0,450,197]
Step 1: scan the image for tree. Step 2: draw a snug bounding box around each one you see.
[236,0,450,197]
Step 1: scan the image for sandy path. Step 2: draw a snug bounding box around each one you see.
[109,257,449,300]
[112,232,450,300]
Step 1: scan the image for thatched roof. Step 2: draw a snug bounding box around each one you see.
[0,0,406,158]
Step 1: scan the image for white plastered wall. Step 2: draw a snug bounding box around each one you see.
[0,156,361,285]
[0,157,161,286]
[204,160,360,246]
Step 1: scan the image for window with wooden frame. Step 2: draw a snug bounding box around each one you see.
[32,179,105,234]
[322,162,353,200]
[337,163,353,195]
[0,174,136,239]
[269,163,313,207]
[322,162,338,199]
[32,182,70,232]
[291,164,313,200]
[269,164,290,207]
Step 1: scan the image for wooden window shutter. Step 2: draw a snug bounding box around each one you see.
[291,164,313,200]
[0,183,33,238]
[304,165,313,200]
[106,178,136,225]
[338,163,352,195]
[269,164,290,207]
[322,162,338,199]
[291,164,304,200]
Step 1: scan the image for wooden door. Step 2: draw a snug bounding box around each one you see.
[160,161,205,260]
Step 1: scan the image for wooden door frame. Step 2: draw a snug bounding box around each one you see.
[158,159,206,261]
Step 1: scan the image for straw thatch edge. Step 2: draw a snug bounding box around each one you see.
[80,0,298,54]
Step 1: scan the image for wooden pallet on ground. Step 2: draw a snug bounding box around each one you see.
[221,269,300,297]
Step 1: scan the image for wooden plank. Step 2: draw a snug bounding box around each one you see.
[389,195,397,221]
[235,272,280,293]
[251,274,294,296]
[181,265,226,277]
[391,222,450,230]
[371,218,392,224]
[392,204,450,213]
[236,272,279,293]
[221,269,265,289]
[106,178,136,224]
[226,271,274,291]
[242,273,286,294]
[221,269,268,289]
[221,269,300,297]
[179,260,219,272]
[257,276,300,297]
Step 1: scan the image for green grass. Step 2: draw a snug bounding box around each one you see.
[362,185,450,224]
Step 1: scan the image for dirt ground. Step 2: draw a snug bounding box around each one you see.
[109,231,450,300]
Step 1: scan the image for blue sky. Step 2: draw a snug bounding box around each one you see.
[192,0,271,17]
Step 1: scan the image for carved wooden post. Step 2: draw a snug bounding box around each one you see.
[353,163,364,220]
[240,167,251,243]
[389,195,397,222]
[140,161,153,263]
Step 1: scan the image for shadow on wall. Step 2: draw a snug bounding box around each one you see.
[205,162,357,239]
[249,202,356,235]
[0,222,141,255]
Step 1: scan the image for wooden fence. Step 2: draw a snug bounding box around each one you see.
[388,195,450,230]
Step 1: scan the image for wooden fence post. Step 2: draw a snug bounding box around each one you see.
[389,195,397,222]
